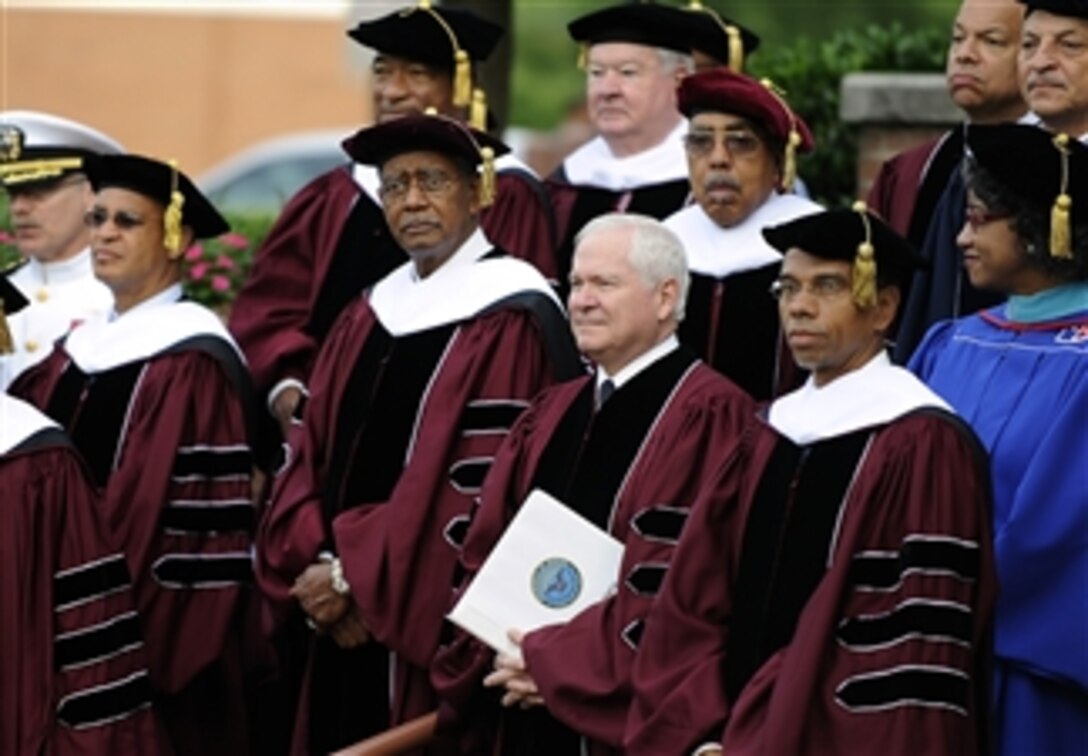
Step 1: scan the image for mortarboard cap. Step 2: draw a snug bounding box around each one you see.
[85,154,230,248]
[967,123,1086,259]
[342,111,510,207]
[763,204,926,307]
[679,69,814,191]
[348,1,504,109]
[1017,0,1088,19]
[679,1,761,72]
[0,274,30,355]
[0,111,122,189]
[568,3,694,56]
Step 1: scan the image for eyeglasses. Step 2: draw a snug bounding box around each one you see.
[964,205,1011,231]
[84,207,147,230]
[683,130,763,158]
[378,169,458,202]
[769,275,851,302]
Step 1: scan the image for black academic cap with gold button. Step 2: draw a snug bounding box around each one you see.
[763,204,926,307]
[348,1,503,111]
[85,154,230,247]
[0,110,123,189]
[568,2,694,55]
[342,111,510,207]
[967,123,1086,259]
[0,274,30,355]
[1018,0,1088,19]
[679,1,761,72]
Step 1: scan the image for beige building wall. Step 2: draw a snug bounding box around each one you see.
[0,5,376,174]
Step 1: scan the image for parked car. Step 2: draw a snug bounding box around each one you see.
[197,128,354,216]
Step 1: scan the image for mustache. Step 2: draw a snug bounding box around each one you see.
[1027,74,1064,89]
[703,174,741,192]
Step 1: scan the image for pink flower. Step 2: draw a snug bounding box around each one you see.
[0,230,13,243]
[216,254,237,270]
[184,243,204,262]
[211,275,231,292]
[190,262,209,281]
[219,232,249,250]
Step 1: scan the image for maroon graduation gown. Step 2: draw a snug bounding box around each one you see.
[11,341,256,756]
[228,164,559,402]
[626,411,996,756]
[1,418,167,755]
[432,356,753,755]
[256,286,578,754]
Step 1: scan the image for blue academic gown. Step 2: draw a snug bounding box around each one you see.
[910,301,1088,755]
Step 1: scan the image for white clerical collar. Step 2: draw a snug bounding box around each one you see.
[768,351,951,445]
[562,120,690,191]
[0,393,59,456]
[27,247,94,286]
[110,282,183,321]
[597,334,679,392]
[665,194,822,278]
[369,228,561,336]
[66,286,240,374]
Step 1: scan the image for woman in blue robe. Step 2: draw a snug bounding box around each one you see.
[910,123,1088,756]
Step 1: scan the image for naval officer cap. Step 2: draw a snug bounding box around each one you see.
[0,111,123,189]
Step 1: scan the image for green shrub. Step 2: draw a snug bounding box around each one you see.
[749,22,948,208]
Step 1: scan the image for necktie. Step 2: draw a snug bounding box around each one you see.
[598,379,615,409]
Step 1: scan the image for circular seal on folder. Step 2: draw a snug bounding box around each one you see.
[531,557,583,609]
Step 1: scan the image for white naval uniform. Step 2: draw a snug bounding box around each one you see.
[0,248,112,390]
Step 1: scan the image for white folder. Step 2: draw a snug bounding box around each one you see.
[447,488,624,659]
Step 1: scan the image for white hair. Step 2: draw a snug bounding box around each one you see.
[575,213,690,321]
[656,48,694,76]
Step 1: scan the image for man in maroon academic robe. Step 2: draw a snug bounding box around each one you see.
[1,282,166,756]
[10,156,257,756]
[548,3,697,291]
[867,0,1024,359]
[664,68,820,400]
[228,1,558,440]
[255,113,581,755]
[625,207,996,755]
[431,213,753,756]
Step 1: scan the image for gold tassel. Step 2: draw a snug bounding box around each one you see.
[851,201,878,309]
[164,159,185,256]
[783,130,801,193]
[1050,133,1073,259]
[0,300,14,356]
[726,25,744,72]
[454,49,472,108]
[577,42,588,71]
[470,88,488,132]
[479,146,496,208]
[1051,193,1073,260]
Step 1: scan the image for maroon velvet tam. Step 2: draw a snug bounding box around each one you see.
[678,68,815,152]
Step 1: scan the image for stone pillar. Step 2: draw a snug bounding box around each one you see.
[840,72,962,199]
